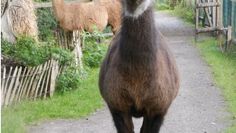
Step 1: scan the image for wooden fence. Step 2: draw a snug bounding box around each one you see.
[34,0,91,8]
[1,59,59,107]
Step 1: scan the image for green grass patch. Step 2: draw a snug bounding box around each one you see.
[2,68,104,133]
[196,38,236,132]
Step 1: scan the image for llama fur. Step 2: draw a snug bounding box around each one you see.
[52,0,108,32]
[99,0,179,132]
[97,0,122,33]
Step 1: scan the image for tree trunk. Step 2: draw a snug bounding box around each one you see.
[1,0,38,43]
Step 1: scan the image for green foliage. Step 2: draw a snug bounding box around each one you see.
[82,31,108,68]
[103,26,112,33]
[2,69,103,133]
[1,36,73,66]
[196,38,236,132]
[155,3,170,10]
[36,8,57,42]
[47,45,74,66]
[173,2,195,23]
[83,41,107,68]
[56,66,83,93]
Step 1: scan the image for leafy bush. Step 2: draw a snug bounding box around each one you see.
[155,3,170,10]
[173,2,195,23]
[36,8,57,42]
[56,66,82,93]
[1,36,73,66]
[82,31,108,68]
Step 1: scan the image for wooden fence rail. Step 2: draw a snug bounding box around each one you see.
[1,59,59,107]
[34,0,91,8]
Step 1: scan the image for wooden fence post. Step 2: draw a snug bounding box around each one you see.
[9,66,22,104]
[16,67,27,101]
[5,67,18,106]
[49,60,59,97]
[1,67,6,106]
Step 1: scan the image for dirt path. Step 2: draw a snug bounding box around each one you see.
[28,12,230,133]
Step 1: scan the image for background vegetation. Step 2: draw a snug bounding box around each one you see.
[1,36,73,66]
[36,8,57,42]
[171,2,194,23]
[2,68,104,133]
[1,34,108,133]
[1,1,109,131]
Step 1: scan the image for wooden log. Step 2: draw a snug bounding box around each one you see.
[34,0,91,8]
[212,0,216,27]
[34,64,46,99]
[216,0,222,28]
[196,2,220,8]
[4,67,18,106]
[16,67,28,101]
[73,30,83,69]
[227,26,232,42]
[44,60,52,99]
[196,0,199,33]
[49,60,59,97]
[9,67,22,104]
[20,67,32,99]
[1,67,6,95]
[39,61,49,98]
[1,67,6,106]
[4,67,13,100]
[196,27,218,33]
[201,0,213,27]
[29,65,41,98]
[25,67,37,98]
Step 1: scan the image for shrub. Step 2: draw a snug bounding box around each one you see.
[36,8,57,42]
[155,3,170,10]
[56,66,82,93]
[83,41,107,68]
[173,2,195,23]
[1,36,73,66]
[82,31,108,68]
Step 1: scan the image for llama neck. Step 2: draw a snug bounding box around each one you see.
[52,0,65,21]
[119,8,157,64]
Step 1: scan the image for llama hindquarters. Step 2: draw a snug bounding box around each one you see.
[98,0,122,34]
[57,2,108,32]
[106,1,121,33]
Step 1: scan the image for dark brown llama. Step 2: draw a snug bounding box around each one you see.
[99,0,180,132]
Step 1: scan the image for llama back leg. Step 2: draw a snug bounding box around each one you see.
[140,114,165,133]
[109,108,134,133]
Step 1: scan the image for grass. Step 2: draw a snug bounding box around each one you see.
[2,68,104,133]
[196,38,236,132]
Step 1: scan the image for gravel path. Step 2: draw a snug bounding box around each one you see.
[28,12,231,133]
